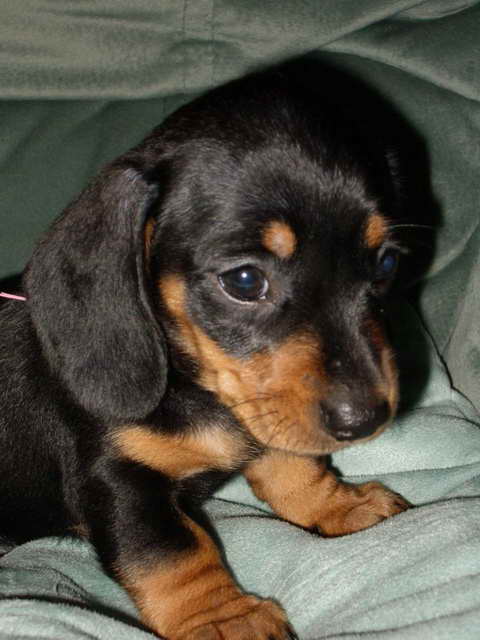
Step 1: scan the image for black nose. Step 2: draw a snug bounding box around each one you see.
[323,398,390,441]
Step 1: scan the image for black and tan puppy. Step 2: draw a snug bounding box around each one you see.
[0,70,409,639]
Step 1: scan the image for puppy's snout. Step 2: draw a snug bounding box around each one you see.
[322,395,390,442]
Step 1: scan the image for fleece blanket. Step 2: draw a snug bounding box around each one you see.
[1,1,480,638]
[1,0,480,410]
[0,305,479,639]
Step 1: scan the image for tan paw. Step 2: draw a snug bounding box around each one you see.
[318,481,410,537]
[177,597,296,640]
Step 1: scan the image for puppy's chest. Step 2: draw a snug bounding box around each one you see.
[112,389,258,482]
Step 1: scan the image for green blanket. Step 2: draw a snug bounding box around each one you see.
[1,310,480,638]
[1,1,479,638]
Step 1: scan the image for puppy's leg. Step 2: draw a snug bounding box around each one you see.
[244,450,409,536]
[85,459,295,640]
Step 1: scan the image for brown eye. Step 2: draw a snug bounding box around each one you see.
[218,265,268,302]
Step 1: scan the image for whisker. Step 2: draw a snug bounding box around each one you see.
[225,394,275,411]
[266,416,288,447]
[405,239,434,249]
[243,411,278,423]
[270,419,301,449]
[388,223,436,231]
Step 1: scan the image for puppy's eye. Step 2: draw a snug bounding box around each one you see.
[218,265,268,302]
[374,248,399,283]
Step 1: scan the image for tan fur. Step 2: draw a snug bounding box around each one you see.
[262,220,297,259]
[364,317,399,418]
[113,425,251,479]
[144,217,156,262]
[380,342,399,413]
[118,516,287,639]
[159,275,398,455]
[159,275,351,455]
[245,450,408,536]
[70,523,90,538]
[365,213,388,249]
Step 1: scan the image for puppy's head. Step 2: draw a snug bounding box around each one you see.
[25,71,403,447]
[148,72,403,454]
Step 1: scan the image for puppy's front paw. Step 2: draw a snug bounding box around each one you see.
[317,481,410,537]
[177,597,296,640]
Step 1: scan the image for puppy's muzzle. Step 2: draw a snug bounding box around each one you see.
[322,392,390,442]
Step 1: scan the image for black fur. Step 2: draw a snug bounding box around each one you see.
[0,68,405,637]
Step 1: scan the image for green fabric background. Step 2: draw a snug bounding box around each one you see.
[1,1,480,638]
[1,0,479,408]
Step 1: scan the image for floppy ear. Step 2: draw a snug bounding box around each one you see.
[24,160,167,424]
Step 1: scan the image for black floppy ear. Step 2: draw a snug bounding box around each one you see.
[24,160,167,424]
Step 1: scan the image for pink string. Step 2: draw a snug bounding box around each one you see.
[0,292,27,301]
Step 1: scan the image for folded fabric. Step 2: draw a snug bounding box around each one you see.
[1,304,479,639]
[1,2,479,638]
[1,497,480,639]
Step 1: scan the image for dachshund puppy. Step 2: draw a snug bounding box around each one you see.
[0,69,409,639]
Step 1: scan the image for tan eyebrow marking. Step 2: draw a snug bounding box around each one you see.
[262,221,297,259]
[364,213,388,249]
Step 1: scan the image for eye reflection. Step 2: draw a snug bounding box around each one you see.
[375,248,399,282]
[218,265,269,302]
